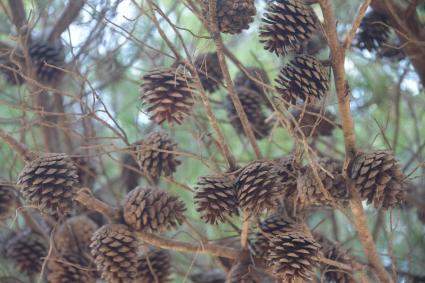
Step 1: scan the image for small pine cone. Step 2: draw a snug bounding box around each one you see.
[260,0,317,56]
[123,187,186,233]
[356,10,391,52]
[195,52,223,93]
[276,55,329,105]
[140,67,195,125]
[0,185,16,221]
[226,262,263,283]
[348,150,406,209]
[28,41,64,83]
[6,232,47,275]
[234,67,271,103]
[0,60,24,85]
[236,161,284,214]
[17,153,78,216]
[194,173,238,225]
[136,248,172,283]
[136,132,181,181]
[54,215,98,253]
[90,224,138,283]
[202,0,256,35]
[72,154,97,188]
[225,87,270,139]
[47,252,96,283]
[267,232,321,281]
[290,106,336,137]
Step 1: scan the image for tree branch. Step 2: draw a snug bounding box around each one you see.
[48,0,86,43]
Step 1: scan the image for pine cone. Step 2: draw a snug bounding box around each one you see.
[123,187,186,233]
[234,67,270,104]
[290,106,336,137]
[90,224,138,283]
[356,10,391,52]
[28,41,64,83]
[260,0,317,55]
[195,52,223,93]
[225,87,270,139]
[136,132,181,181]
[194,173,238,225]
[72,154,97,188]
[6,231,47,275]
[236,161,284,214]
[267,231,320,281]
[226,262,263,283]
[47,252,96,283]
[348,150,406,209]
[54,215,98,253]
[0,185,16,222]
[17,153,78,216]
[136,248,172,283]
[202,0,256,35]
[140,67,195,125]
[276,55,329,105]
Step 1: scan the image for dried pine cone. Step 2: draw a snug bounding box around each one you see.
[6,231,47,275]
[290,106,336,137]
[194,173,238,225]
[356,10,391,52]
[195,52,223,93]
[260,0,317,55]
[267,231,321,281]
[123,187,186,233]
[140,67,195,125]
[17,153,78,216]
[54,215,98,253]
[136,248,172,283]
[47,252,96,283]
[0,185,16,221]
[348,150,406,209]
[225,87,270,139]
[234,67,270,103]
[226,262,263,283]
[276,55,329,105]
[236,161,284,214]
[90,224,138,283]
[136,131,181,181]
[28,41,65,83]
[202,0,256,35]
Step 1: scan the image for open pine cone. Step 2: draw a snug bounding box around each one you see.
[140,67,195,125]
[90,224,138,283]
[348,150,406,209]
[260,0,317,55]
[123,187,186,233]
[17,153,78,216]
[195,52,223,93]
[28,40,65,83]
[356,10,391,52]
[136,247,172,283]
[0,185,16,222]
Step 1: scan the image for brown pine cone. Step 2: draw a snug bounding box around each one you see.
[356,10,391,52]
[348,150,406,209]
[140,67,195,125]
[0,185,16,222]
[6,231,47,275]
[136,247,172,283]
[260,0,317,55]
[290,106,336,137]
[28,40,65,83]
[47,252,96,283]
[136,131,181,182]
[17,153,78,216]
[202,0,256,35]
[234,67,271,104]
[195,52,223,93]
[194,173,238,225]
[123,187,186,233]
[90,224,138,283]
[276,55,330,105]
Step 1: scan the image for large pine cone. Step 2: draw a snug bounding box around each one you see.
[54,215,98,253]
[225,87,270,139]
[123,187,186,233]
[267,231,321,281]
[348,150,406,209]
[260,0,317,56]
[28,41,65,83]
[202,0,256,34]
[136,131,181,181]
[47,252,96,283]
[356,10,391,52]
[17,153,78,216]
[136,247,172,283]
[236,161,284,214]
[195,52,223,93]
[234,67,271,104]
[290,106,336,137]
[140,67,195,125]
[6,231,47,275]
[0,185,16,222]
[90,224,138,283]
[194,173,238,225]
[276,55,329,105]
